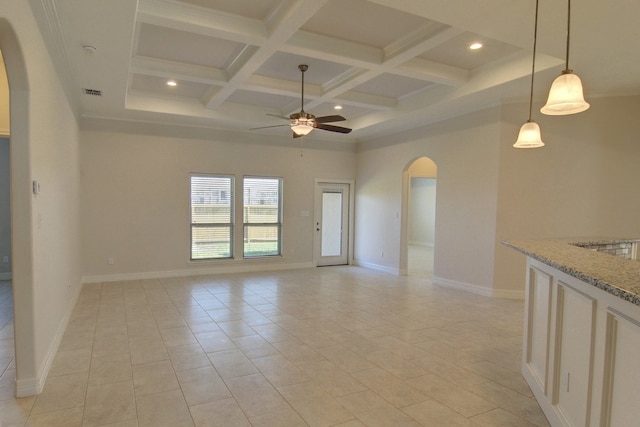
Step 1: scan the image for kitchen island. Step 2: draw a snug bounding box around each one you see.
[504,238,640,427]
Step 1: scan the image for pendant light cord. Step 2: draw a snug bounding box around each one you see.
[528,0,540,121]
[564,0,571,70]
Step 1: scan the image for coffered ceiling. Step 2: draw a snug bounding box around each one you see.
[29,0,640,143]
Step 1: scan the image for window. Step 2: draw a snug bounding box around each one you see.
[243,177,282,257]
[190,175,234,260]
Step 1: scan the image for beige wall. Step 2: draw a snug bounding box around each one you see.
[355,108,501,294]
[407,157,437,247]
[80,123,356,280]
[0,53,8,278]
[0,50,8,136]
[494,95,640,293]
[407,156,437,177]
[0,138,9,277]
[355,94,640,297]
[1,4,82,395]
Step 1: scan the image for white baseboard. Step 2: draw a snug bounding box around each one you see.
[493,288,525,299]
[433,276,493,297]
[353,259,399,275]
[15,377,38,398]
[16,281,83,397]
[433,276,524,299]
[82,261,314,284]
[0,272,12,281]
[407,241,434,248]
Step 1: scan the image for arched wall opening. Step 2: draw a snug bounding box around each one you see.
[400,156,437,276]
[0,18,36,397]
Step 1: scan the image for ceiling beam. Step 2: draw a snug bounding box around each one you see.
[202,0,330,109]
[136,0,266,44]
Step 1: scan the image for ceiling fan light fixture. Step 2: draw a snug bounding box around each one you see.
[291,122,313,136]
[251,65,351,137]
[540,70,589,115]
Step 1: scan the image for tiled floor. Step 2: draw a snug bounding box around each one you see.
[0,267,549,426]
[408,245,434,277]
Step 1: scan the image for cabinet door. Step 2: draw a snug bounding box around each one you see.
[554,282,596,427]
[602,310,640,426]
[525,266,552,394]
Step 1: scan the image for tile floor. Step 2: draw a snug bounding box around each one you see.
[0,267,549,426]
[407,245,434,277]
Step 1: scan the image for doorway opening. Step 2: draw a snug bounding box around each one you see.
[0,47,15,398]
[1,19,35,397]
[400,157,437,277]
[0,45,14,405]
[314,179,354,266]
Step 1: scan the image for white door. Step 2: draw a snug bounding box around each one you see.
[315,182,350,266]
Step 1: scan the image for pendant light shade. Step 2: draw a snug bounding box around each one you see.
[541,0,589,115]
[540,70,589,115]
[514,0,544,149]
[514,120,544,148]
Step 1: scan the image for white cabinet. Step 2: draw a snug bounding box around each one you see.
[523,259,640,427]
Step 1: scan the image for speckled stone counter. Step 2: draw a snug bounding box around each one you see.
[503,238,640,306]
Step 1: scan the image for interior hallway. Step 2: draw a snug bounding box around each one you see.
[408,245,434,278]
[0,267,547,426]
[0,280,15,403]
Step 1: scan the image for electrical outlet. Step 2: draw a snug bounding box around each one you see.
[2,256,8,263]
[108,257,114,265]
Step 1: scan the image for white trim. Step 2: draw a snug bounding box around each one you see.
[16,280,82,397]
[493,288,525,300]
[408,240,434,248]
[15,377,38,398]
[0,272,12,280]
[82,261,314,284]
[433,276,493,297]
[433,275,525,299]
[354,259,399,276]
[313,179,356,267]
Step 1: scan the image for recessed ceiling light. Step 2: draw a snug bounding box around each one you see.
[166,80,177,87]
[469,42,483,50]
[334,105,343,110]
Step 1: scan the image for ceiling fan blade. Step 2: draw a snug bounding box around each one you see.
[250,124,289,130]
[266,113,291,121]
[316,123,352,134]
[315,115,346,124]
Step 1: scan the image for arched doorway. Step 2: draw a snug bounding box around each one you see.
[0,19,36,397]
[400,157,437,276]
[0,49,13,399]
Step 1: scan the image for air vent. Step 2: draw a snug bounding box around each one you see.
[82,88,102,96]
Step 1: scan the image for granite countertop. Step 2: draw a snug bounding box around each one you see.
[503,238,640,306]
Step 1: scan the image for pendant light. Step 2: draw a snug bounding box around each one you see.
[540,0,589,115]
[514,0,544,148]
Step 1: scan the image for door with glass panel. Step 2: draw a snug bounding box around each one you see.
[315,182,350,266]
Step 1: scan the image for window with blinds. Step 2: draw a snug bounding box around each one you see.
[243,177,282,257]
[190,175,234,260]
